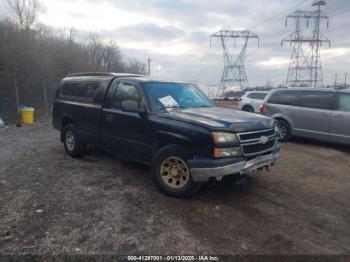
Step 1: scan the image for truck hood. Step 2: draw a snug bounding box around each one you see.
[162,107,274,132]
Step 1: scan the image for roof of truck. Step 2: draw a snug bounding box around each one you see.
[65,72,146,78]
[63,72,194,85]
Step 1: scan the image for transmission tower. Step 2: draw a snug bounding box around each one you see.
[282,0,330,87]
[211,30,259,98]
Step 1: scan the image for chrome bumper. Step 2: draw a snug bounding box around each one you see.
[190,151,279,182]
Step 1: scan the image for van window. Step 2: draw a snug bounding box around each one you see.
[337,93,350,112]
[247,93,267,100]
[60,82,99,100]
[299,91,334,110]
[268,91,299,106]
[113,83,140,109]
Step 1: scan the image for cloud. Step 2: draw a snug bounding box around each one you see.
[2,0,349,86]
[256,56,290,69]
[106,23,184,42]
[322,47,350,60]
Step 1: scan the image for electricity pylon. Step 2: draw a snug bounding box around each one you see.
[211,30,259,98]
[282,0,330,87]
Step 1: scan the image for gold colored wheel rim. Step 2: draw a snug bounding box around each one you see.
[160,157,190,189]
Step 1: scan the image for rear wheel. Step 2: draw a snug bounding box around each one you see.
[62,124,87,158]
[277,119,291,142]
[242,105,254,113]
[152,145,202,198]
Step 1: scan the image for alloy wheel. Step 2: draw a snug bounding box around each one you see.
[160,157,190,189]
[278,123,287,140]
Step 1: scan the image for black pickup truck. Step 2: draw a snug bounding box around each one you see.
[52,72,279,198]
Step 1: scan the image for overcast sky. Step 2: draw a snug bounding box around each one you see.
[2,0,350,88]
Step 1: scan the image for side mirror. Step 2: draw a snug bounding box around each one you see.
[121,100,145,114]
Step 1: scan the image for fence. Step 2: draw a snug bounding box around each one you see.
[0,96,55,124]
[0,71,58,124]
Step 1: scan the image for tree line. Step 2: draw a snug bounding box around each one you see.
[0,0,147,123]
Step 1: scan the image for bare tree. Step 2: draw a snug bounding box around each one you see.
[125,58,147,75]
[87,34,105,70]
[6,0,43,31]
[0,11,147,123]
[102,41,121,72]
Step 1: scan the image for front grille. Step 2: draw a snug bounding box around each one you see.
[242,140,276,155]
[239,129,275,142]
[238,128,277,156]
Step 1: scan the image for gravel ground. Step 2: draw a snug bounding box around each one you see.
[0,121,350,256]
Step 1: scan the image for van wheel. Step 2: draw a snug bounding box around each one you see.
[62,124,87,158]
[152,145,202,198]
[242,105,254,113]
[277,119,291,142]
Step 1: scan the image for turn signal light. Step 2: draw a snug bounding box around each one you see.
[214,147,242,158]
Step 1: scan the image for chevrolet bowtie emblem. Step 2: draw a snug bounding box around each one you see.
[259,136,269,145]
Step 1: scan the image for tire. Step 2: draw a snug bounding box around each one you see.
[242,105,254,113]
[62,124,87,158]
[277,119,291,142]
[151,145,202,198]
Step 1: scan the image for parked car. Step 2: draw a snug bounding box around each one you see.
[52,72,280,198]
[239,91,269,113]
[260,88,350,145]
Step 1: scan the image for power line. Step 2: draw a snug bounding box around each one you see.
[329,24,350,33]
[327,5,350,17]
[245,1,311,57]
[251,0,312,31]
[329,33,350,41]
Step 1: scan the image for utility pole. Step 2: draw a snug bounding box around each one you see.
[210,30,259,98]
[147,57,151,77]
[335,73,338,87]
[344,73,348,89]
[13,69,21,127]
[282,0,330,88]
[42,82,49,119]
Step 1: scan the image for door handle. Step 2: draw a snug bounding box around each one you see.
[105,114,114,122]
[321,112,329,117]
[333,114,342,119]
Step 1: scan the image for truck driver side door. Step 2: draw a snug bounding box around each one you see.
[100,81,152,163]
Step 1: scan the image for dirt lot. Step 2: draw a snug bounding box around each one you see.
[0,120,350,256]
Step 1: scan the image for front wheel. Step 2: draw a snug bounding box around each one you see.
[151,145,202,198]
[277,119,291,142]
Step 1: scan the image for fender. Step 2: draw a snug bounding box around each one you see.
[152,130,192,154]
[157,130,192,144]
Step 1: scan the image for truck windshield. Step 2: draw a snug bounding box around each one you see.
[142,82,214,112]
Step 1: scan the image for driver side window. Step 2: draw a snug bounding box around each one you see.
[113,83,140,109]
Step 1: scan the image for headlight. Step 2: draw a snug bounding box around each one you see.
[212,132,239,144]
[214,147,242,158]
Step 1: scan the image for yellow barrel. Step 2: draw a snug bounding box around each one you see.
[21,107,35,124]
